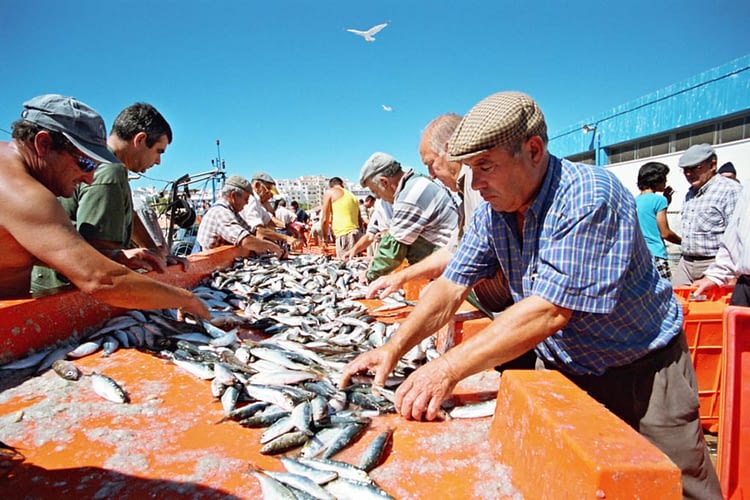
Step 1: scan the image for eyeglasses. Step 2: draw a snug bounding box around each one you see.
[63,143,99,173]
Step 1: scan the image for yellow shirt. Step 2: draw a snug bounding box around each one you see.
[331,188,360,237]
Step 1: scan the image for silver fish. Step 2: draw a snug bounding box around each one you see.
[297,457,372,483]
[249,469,297,499]
[448,398,497,419]
[324,477,394,500]
[172,357,215,380]
[260,415,296,444]
[265,471,335,500]
[260,430,308,455]
[358,428,393,472]
[89,373,129,403]
[279,457,338,485]
[67,340,102,359]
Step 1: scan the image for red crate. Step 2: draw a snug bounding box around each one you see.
[674,287,733,432]
[718,306,750,499]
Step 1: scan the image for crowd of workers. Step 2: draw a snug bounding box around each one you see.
[4,89,749,498]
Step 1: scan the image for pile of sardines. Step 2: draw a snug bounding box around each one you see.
[1,253,445,499]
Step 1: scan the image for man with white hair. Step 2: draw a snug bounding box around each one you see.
[358,152,459,283]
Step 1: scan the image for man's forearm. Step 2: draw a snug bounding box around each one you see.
[397,247,452,283]
[441,295,571,380]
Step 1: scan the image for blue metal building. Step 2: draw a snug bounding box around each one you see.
[549,54,750,177]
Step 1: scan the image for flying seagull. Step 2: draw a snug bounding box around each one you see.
[381,104,393,112]
[347,22,388,42]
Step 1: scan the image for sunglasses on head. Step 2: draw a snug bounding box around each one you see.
[63,143,99,173]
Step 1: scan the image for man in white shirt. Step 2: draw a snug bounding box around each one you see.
[693,185,750,306]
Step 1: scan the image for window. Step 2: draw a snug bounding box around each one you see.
[566,151,595,164]
[720,117,745,143]
[690,125,715,146]
[651,136,670,156]
[599,111,750,165]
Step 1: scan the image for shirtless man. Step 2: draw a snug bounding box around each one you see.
[0,94,207,317]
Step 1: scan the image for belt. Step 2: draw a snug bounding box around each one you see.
[682,254,713,262]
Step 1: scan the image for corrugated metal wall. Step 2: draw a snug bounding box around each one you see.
[549,54,750,165]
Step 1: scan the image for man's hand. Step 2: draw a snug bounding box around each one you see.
[113,248,168,273]
[166,254,190,272]
[394,356,460,421]
[692,276,718,297]
[181,294,210,319]
[367,273,405,299]
[339,345,400,390]
[663,186,674,205]
[288,237,304,253]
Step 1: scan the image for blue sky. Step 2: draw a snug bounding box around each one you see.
[1,0,749,192]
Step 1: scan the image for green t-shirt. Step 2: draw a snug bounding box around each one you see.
[31,162,133,292]
[366,233,437,282]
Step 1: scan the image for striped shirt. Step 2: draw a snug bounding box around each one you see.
[704,185,749,284]
[445,155,682,376]
[196,201,252,250]
[680,174,741,257]
[389,169,459,247]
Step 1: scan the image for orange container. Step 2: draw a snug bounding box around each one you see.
[492,370,682,498]
[674,286,733,432]
[718,306,750,499]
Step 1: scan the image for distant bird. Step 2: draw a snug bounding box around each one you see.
[381,104,393,112]
[347,22,388,42]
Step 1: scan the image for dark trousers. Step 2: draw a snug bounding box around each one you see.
[730,274,750,306]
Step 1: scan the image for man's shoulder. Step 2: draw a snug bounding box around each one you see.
[711,174,743,194]
[89,162,128,185]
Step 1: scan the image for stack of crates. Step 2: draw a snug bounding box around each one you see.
[673,286,734,432]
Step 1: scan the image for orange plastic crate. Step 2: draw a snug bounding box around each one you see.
[674,286,733,432]
[718,306,750,499]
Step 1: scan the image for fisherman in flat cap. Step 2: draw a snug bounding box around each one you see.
[196,174,286,258]
[0,94,208,318]
[341,91,721,499]
[672,143,741,286]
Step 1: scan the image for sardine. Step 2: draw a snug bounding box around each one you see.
[265,471,336,500]
[89,372,129,403]
[358,428,393,472]
[448,398,497,419]
[260,430,308,455]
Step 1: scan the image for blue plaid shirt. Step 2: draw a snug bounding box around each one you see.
[681,174,742,257]
[445,155,682,375]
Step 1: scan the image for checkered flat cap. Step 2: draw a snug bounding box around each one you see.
[447,91,547,162]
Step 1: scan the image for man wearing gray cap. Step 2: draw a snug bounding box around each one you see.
[672,143,741,286]
[240,172,302,251]
[342,91,721,499]
[0,94,208,318]
[358,152,459,282]
[196,175,285,258]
